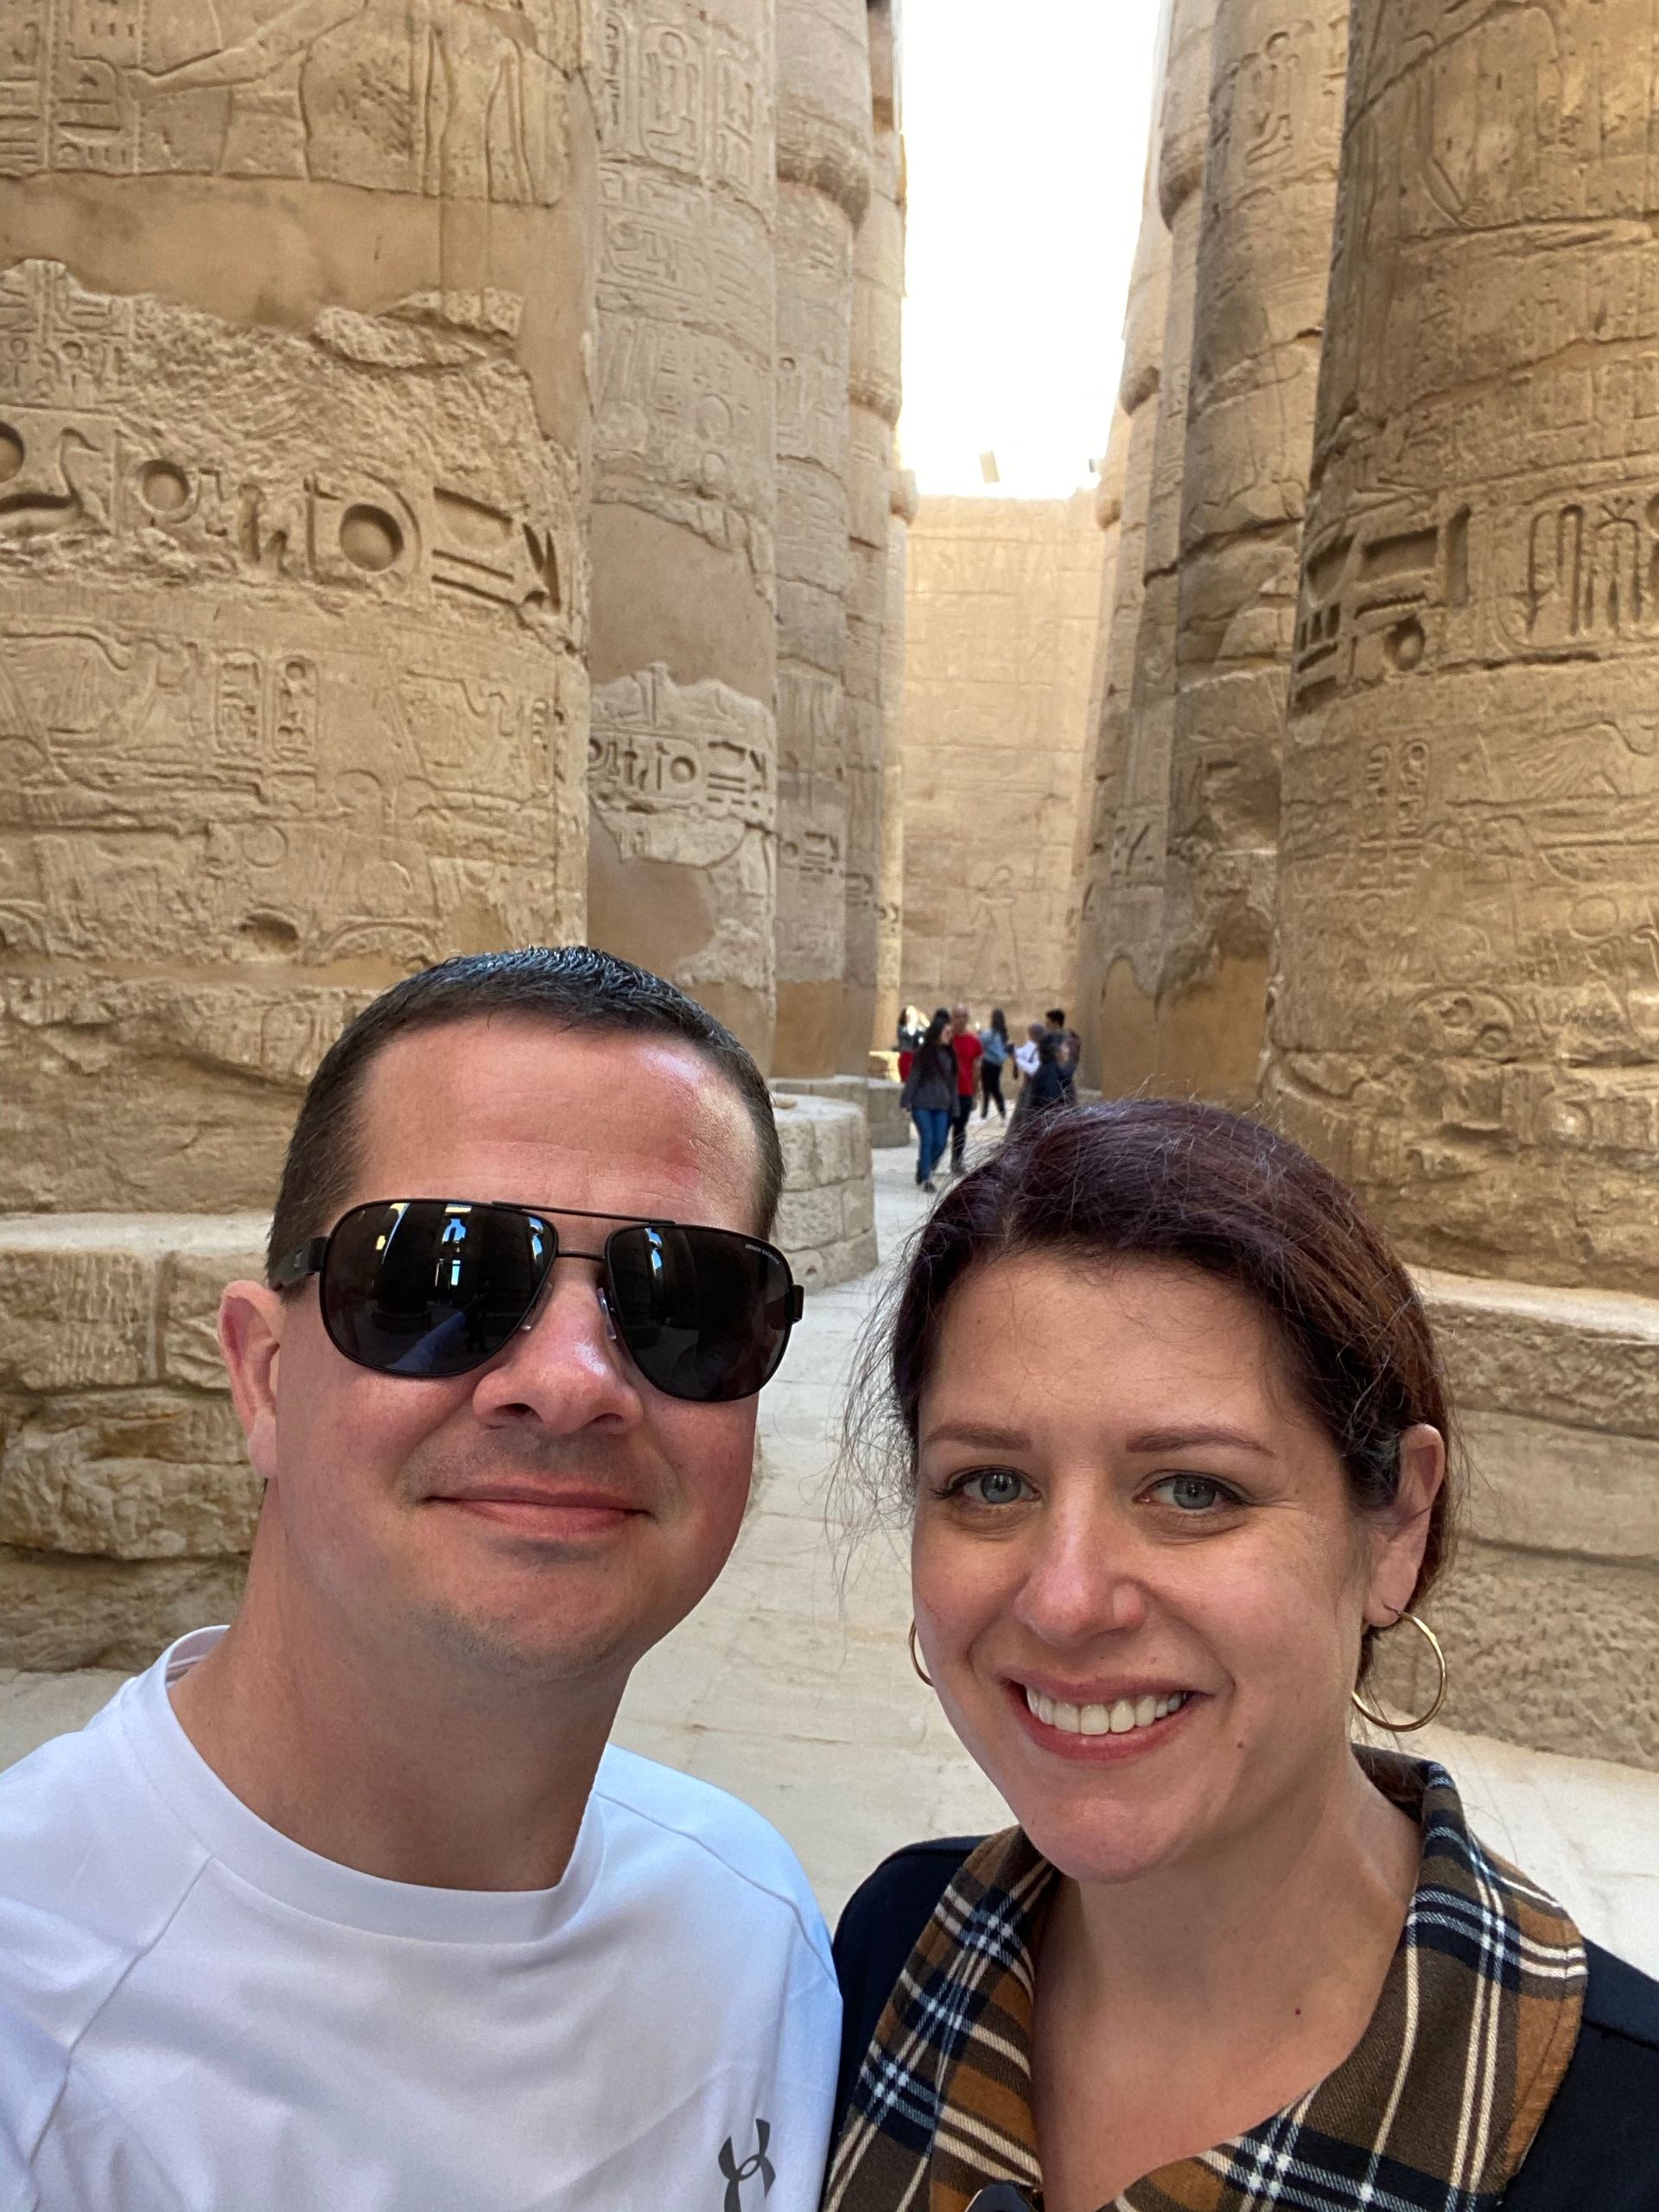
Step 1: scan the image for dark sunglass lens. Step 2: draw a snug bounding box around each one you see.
[604,1225,794,1402]
[321,1203,553,1378]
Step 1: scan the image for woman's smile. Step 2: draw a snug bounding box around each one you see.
[1009,1679,1201,1760]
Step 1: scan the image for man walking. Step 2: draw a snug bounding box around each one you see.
[1045,1004,1082,1076]
[0,947,838,2210]
[947,1001,982,1172]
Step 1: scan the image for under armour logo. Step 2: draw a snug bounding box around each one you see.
[717,2119,775,2209]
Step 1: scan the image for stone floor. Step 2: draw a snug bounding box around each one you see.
[3,1116,1657,1973]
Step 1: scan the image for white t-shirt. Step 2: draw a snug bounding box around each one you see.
[1014,1040,1039,1077]
[0,1630,840,2212]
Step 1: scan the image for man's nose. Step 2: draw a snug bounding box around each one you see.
[1010,1503,1149,1645]
[468,1261,643,1432]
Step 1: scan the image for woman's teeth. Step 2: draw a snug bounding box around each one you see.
[1024,1687,1190,1736]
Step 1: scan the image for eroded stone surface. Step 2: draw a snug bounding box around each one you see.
[770,1092,877,1285]
[841,98,905,1072]
[873,462,916,1052]
[587,0,779,1059]
[1263,0,1659,1291]
[1159,0,1347,1106]
[1093,0,1217,1096]
[772,0,871,1073]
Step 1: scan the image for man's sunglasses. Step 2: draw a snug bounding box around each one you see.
[271,1199,804,1404]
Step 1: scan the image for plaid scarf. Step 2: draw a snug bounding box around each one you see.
[824,1755,1585,2212]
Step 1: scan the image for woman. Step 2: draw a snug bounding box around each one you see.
[977,1009,1011,1120]
[827,1102,1659,2211]
[1019,1027,1073,1118]
[899,1010,956,1193]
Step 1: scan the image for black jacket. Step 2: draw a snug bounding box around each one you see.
[832,1839,1659,2209]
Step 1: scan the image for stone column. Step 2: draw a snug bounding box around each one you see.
[840,4,903,1071]
[1157,0,1347,1107]
[587,0,779,1059]
[0,0,594,1662]
[1263,0,1659,1766]
[1068,403,1131,1084]
[1091,0,1215,1095]
[1075,3,1172,1087]
[772,0,872,1072]
[874,461,918,1054]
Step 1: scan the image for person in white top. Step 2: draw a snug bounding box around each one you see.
[0,946,839,2212]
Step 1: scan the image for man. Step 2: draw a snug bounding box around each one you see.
[1045,1005,1082,1077]
[0,947,838,2209]
[947,1001,981,1172]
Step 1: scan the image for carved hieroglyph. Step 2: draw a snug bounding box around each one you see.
[901,496,1103,1022]
[772,0,871,1072]
[588,0,779,1056]
[841,83,904,1071]
[874,460,916,1052]
[1157,0,1347,1108]
[0,0,592,1660]
[0,7,592,1211]
[1263,0,1659,1292]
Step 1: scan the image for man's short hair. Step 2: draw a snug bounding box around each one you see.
[266,946,784,1286]
[1045,1007,1066,1027]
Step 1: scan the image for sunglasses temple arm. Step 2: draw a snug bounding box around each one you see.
[270,1236,329,1291]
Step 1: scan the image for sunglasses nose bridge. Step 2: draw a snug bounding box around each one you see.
[513,1243,613,1340]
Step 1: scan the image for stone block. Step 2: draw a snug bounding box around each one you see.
[776,1184,845,1254]
[1372,1540,1659,1773]
[0,1240,156,1394]
[0,1548,248,1673]
[0,1389,260,1560]
[1421,1269,1659,1443]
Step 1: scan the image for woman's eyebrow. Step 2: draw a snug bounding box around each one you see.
[1125,1425,1274,1457]
[920,1421,1033,1452]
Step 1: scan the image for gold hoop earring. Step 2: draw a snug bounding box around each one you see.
[907,1620,933,1688]
[1351,1608,1447,1733]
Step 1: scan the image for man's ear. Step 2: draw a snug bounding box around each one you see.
[219,1281,287,1484]
[1363,1423,1446,1627]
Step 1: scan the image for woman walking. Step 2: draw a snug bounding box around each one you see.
[977,1008,1011,1120]
[899,1010,956,1193]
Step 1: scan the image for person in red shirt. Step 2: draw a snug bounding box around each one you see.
[948,1002,982,1173]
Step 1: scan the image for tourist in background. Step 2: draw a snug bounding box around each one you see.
[1011,1021,1045,1119]
[827,1100,1659,2211]
[1022,1027,1074,1119]
[1045,1005,1082,1075]
[977,1008,1011,1120]
[900,1010,956,1193]
[948,1004,982,1173]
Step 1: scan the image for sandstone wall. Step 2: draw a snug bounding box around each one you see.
[0,0,595,1663]
[772,0,871,1072]
[1158,0,1346,1107]
[900,496,1103,1023]
[1092,0,1216,1094]
[839,9,904,1073]
[587,0,779,1059]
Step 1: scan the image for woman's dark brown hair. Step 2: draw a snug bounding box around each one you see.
[847,1098,1460,1682]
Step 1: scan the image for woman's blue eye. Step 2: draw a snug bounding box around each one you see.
[1154,1475,1234,1512]
[957,1468,1030,1506]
